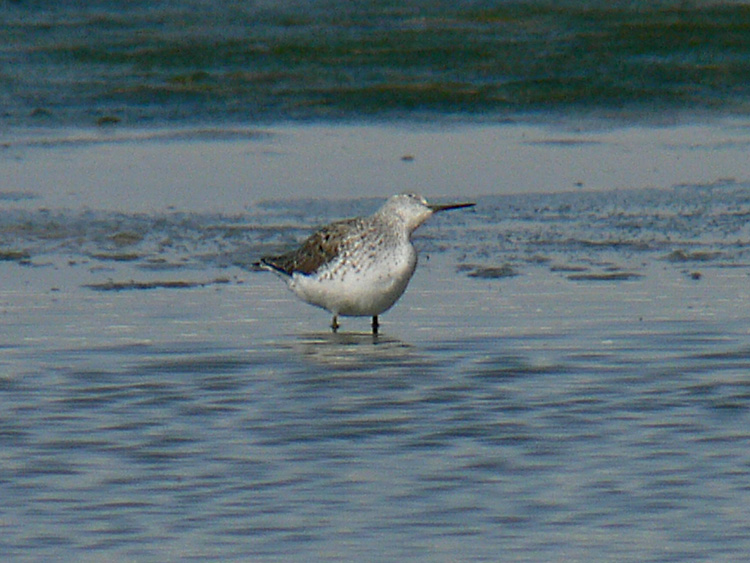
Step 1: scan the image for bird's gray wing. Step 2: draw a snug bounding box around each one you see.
[261,218,363,276]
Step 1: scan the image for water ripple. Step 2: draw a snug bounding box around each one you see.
[3,188,750,560]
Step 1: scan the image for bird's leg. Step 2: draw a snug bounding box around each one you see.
[331,315,339,333]
[372,315,379,335]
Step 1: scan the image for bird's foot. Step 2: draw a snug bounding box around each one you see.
[331,315,340,333]
[372,316,379,335]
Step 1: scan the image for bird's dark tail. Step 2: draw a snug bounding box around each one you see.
[256,256,292,276]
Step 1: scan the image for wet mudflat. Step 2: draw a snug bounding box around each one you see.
[3,178,750,560]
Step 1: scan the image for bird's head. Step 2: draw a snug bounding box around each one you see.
[377,193,475,233]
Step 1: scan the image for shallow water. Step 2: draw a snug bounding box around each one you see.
[3,187,750,560]
[6,1,750,557]
[4,0,750,127]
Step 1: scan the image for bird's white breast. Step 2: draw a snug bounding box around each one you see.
[288,243,417,317]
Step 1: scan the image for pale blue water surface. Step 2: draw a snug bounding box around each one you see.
[3,0,750,559]
[3,187,750,561]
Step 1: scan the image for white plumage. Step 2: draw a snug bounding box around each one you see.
[260,193,474,334]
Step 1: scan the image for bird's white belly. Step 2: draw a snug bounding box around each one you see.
[288,252,416,317]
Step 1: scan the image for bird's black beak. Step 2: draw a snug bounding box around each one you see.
[429,202,476,213]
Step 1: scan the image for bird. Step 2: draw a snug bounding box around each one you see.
[258,193,475,334]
